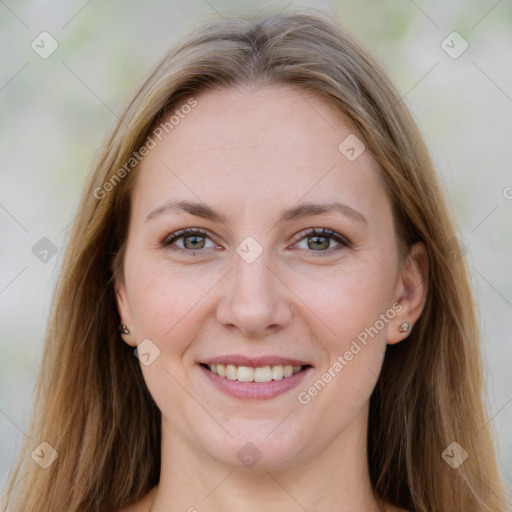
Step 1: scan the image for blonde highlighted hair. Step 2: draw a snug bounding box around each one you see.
[2,10,509,512]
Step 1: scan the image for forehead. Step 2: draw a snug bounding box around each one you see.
[131,84,390,228]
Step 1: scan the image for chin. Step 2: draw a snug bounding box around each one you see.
[197,423,311,471]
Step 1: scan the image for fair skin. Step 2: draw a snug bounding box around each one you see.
[115,84,428,512]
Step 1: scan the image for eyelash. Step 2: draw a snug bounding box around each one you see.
[161,227,351,258]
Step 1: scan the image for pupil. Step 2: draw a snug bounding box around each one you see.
[186,235,204,249]
[309,236,328,250]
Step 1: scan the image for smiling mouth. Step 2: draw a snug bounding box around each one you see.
[200,363,310,383]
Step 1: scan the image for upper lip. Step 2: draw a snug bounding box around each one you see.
[200,355,312,367]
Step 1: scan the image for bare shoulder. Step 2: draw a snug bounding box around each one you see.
[116,487,157,512]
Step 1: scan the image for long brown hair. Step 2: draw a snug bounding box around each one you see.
[2,10,509,512]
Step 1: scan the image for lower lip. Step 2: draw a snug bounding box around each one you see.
[199,364,312,400]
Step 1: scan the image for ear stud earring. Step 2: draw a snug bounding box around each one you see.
[119,324,130,335]
[398,321,410,333]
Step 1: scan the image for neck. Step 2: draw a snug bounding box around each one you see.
[149,409,385,512]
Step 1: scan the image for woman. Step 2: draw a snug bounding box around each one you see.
[2,10,509,512]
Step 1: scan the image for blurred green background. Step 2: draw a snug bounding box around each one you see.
[1,0,511,492]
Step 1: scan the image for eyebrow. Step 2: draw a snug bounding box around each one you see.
[145,199,367,225]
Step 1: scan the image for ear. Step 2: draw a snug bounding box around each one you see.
[387,241,429,345]
[114,277,137,347]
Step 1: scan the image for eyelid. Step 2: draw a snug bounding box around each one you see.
[162,227,351,256]
[162,227,207,244]
[161,228,217,250]
[291,227,351,247]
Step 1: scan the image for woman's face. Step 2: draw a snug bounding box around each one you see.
[115,84,427,470]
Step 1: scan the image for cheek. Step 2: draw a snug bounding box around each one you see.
[293,270,393,429]
[125,263,211,415]
[290,255,396,405]
[126,259,220,347]
[288,254,397,343]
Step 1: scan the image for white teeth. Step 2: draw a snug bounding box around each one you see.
[207,363,304,382]
[254,366,272,382]
[271,365,284,380]
[225,364,237,380]
[283,365,293,377]
[237,366,254,382]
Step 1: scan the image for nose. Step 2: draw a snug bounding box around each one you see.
[216,249,294,337]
